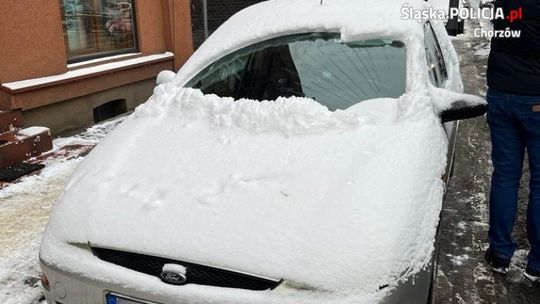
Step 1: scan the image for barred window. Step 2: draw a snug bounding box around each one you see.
[60,0,138,63]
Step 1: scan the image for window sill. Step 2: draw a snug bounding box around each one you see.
[67,52,143,70]
[1,52,174,93]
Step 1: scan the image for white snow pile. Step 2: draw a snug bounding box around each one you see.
[136,86,384,136]
[43,84,448,303]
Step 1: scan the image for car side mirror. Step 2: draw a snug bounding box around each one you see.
[156,70,176,85]
[441,101,487,123]
[431,87,487,122]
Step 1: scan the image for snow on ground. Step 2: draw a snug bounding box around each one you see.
[0,117,125,304]
[447,254,471,266]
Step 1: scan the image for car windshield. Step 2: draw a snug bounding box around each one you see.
[185,33,406,111]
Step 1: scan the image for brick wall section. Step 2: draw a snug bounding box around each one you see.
[0,0,193,85]
[0,0,67,83]
[136,0,168,55]
[165,0,195,71]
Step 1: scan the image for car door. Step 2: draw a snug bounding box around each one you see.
[424,20,458,304]
[424,21,457,186]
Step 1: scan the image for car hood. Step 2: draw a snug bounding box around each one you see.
[44,88,448,294]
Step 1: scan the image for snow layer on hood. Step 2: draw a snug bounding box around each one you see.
[175,0,429,85]
[43,83,448,303]
[135,86,392,136]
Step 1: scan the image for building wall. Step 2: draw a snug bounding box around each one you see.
[137,1,168,55]
[167,0,196,70]
[23,78,157,134]
[0,0,194,134]
[0,0,67,83]
[0,0,193,84]
[3,57,174,111]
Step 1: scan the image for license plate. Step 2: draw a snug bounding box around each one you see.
[106,293,159,304]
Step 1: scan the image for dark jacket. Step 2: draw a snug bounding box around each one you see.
[487,0,540,95]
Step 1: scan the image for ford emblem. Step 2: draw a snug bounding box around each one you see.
[160,264,188,285]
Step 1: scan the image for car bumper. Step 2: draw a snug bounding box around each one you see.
[39,239,332,304]
[39,237,432,304]
[41,260,308,304]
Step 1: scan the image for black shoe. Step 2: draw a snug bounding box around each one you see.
[524,267,540,282]
[485,249,510,274]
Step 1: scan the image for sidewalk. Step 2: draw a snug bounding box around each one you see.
[433,15,540,304]
[0,117,125,304]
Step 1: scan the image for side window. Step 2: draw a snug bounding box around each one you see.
[424,22,448,87]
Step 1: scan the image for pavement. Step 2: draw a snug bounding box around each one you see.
[433,7,540,304]
[0,117,124,304]
[1,5,540,304]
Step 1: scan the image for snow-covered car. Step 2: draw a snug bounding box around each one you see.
[39,0,486,303]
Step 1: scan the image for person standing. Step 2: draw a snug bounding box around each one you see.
[485,0,540,282]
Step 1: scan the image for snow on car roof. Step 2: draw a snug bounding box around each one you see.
[176,0,430,84]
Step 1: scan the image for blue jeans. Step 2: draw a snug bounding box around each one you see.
[487,88,540,272]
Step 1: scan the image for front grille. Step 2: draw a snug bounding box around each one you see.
[92,247,280,291]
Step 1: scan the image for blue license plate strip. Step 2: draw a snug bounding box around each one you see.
[106,293,159,304]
